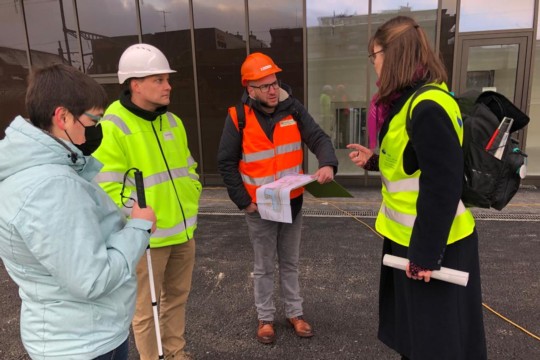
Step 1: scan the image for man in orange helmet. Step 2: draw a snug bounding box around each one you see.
[217,53,338,344]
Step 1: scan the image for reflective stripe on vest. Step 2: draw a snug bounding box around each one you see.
[243,142,302,163]
[375,83,475,246]
[228,104,304,202]
[153,214,197,238]
[94,162,198,187]
[120,194,198,238]
[241,164,303,186]
[94,100,200,247]
[380,175,468,228]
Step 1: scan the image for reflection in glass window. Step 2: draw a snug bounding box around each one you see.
[102,83,124,111]
[0,0,28,136]
[193,0,246,174]
[307,1,369,174]
[78,0,139,74]
[467,44,519,100]
[459,0,534,32]
[371,3,438,50]
[140,0,199,163]
[440,0,457,88]
[141,0,190,34]
[0,1,27,51]
[372,0,437,13]
[526,4,540,175]
[24,0,78,68]
[248,0,303,101]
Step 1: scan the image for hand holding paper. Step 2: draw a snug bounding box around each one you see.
[255,174,353,223]
[256,174,315,223]
[382,254,469,287]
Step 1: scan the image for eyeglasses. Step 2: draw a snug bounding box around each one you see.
[70,111,100,128]
[249,80,280,93]
[74,113,100,129]
[84,112,102,124]
[368,49,384,64]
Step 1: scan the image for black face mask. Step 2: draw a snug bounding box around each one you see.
[76,122,103,156]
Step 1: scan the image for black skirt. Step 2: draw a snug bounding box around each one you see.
[378,229,487,360]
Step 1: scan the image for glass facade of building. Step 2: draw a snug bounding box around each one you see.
[0,0,538,185]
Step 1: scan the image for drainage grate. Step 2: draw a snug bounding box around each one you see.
[301,209,378,217]
[199,207,540,221]
[472,212,540,221]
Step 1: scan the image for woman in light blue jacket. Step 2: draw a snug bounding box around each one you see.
[0,64,156,360]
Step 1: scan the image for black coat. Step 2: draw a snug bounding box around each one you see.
[377,84,486,359]
[377,83,465,270]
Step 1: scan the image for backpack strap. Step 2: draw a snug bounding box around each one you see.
[290,105,301,126]
[405,85,450,141]
[236,100,301,133]
[235,101,246,136]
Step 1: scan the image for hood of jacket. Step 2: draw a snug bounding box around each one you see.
[0,116,102,182]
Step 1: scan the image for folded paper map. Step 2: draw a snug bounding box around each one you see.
[256,174,353,223]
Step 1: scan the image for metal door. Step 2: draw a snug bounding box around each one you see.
[455,32,533,145]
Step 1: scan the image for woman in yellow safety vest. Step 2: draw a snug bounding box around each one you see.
[348,16,487,360]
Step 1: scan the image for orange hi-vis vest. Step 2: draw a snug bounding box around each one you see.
[228,104,304,203]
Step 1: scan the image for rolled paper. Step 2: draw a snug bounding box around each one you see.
[382,254,469,287]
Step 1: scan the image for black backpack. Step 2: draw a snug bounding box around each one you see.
[406,85,530,210]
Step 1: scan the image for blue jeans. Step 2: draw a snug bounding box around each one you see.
[245,211,304,321]
[93,339,129,360]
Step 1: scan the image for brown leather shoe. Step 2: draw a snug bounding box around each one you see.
[257,320,275,344]
[287,316,314,338]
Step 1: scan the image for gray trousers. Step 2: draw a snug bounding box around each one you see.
[245,211,304,321]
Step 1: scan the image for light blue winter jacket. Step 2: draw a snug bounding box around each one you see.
[0,116,152,360]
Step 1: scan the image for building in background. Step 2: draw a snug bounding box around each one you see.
[1,0,539,186]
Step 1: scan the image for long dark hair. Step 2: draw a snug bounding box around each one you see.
[369,16,447,104]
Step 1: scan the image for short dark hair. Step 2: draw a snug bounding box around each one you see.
[25,64,108,130]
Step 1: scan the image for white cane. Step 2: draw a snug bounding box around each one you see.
[135,170,164,359]
[145,247,164,359]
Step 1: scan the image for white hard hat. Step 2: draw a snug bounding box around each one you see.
[117,43,176,84]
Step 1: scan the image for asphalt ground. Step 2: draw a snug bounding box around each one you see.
[1,186,539,360]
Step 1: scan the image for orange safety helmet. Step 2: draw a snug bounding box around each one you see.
[240,52,282,86]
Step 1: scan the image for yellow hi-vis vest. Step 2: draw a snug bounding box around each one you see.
[375,83,475,247]
[92,100,202,248]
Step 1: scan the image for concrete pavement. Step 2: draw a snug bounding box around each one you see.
[1,185,539,359]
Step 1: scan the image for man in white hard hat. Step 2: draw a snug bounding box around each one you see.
[93,43,201,360]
